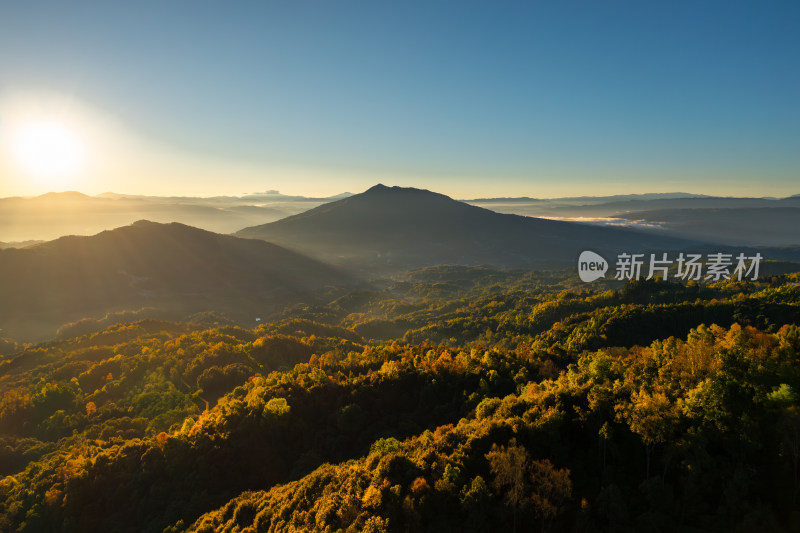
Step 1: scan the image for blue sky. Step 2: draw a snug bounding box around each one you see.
[0,1,798,198]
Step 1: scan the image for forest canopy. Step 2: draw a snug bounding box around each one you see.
[1,268,800,532]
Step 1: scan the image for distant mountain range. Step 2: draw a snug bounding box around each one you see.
[0,191,350,242]
[96,190,354,203]
[465,192,714,204]
[0,240,44,250]
[4,185,800,339]
[0,221,353,340]
[466,193,800,219]
[614,207,800,246]
[5,188,800,249]
[236,184,706,273]
[464,194,800,247]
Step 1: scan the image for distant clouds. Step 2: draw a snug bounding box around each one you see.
[537,216,668,232]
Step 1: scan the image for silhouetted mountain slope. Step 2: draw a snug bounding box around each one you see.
[0,221,353,340]
[237,184,707,272]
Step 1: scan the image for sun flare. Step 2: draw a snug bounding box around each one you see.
[11,120,86,185]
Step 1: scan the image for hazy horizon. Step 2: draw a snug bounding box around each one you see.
[2,186,800,203]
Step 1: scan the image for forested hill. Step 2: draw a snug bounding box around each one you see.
[2,269,800,532]
[236,184,704,272]
[0,221,354,341]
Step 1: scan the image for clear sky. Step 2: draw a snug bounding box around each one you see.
[0,1,798,199]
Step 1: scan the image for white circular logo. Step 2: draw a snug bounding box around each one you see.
[578,251,608,282]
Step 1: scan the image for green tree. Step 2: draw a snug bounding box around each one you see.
[486,439,530,533]
[616,389,680,479]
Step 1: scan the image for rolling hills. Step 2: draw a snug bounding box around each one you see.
[0,220,354,340]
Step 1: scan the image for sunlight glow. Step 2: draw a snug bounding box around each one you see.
[11,121,86,184]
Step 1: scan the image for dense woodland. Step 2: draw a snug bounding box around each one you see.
[2,267,800,532]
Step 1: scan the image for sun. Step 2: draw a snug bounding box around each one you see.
[11,120,86,185]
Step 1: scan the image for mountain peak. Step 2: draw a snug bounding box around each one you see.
[363,184,433,196]
[236,184,703,274]
[132,219,156,226]
[35,191,92,201]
